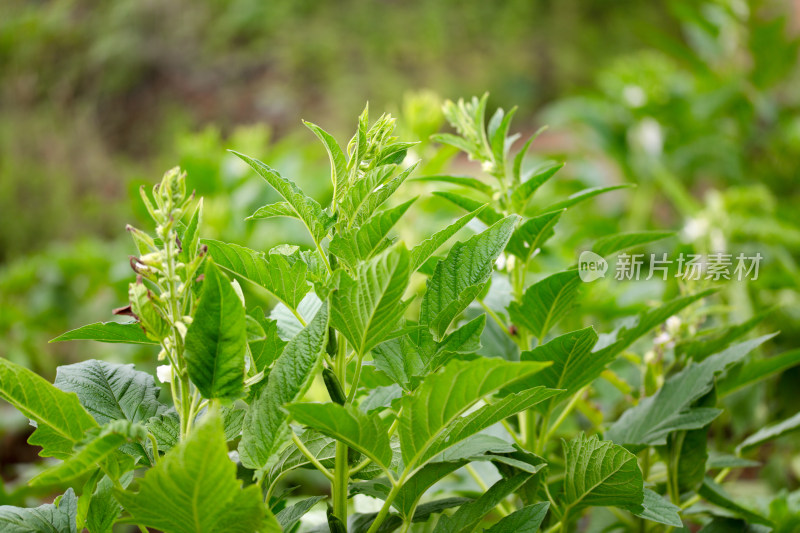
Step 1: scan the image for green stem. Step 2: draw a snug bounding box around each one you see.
[465,464,509,516]
[332,332,349,523]
[668,432,685,505]
[478,299,511,336]
[292,430,334,481]
[544,387,587,442]
[366,475,406,533]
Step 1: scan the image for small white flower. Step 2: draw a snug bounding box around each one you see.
[631,118,663,157]
[156,365,173,384]
[666,316,681,334]
[682,217,710,241]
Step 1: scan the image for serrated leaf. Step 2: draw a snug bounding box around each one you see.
[0,488,77,533]
[146,409,180,452]
[592,231,674,257]
[185,260,247,401]
[248,308,287,372]
[232,150,332,242]
[268,429,336,485]
[718,347,800,397]
[508,270,581,341]
[246,201,297,221]
[239,305,328,471]
[560,434,644,519]
[411,207,484,271]
[506,210,564,260]
[433,472,533,533]
[484,502,549,533]
[271,294,323,340]
[510,162,565,208]
[329,199,415,270]
[412,175,494,196]
[287,402,393,469]
[634,489,682,527]
[606,334,777,446]
[85,473,132,533]
[50,322,157,345]
[433,191,503,226]
[421,216,518,339]
[738,410,800,453]
[117,411,275,533]
[0,358,97,459]
[304,120,347,200]
[698,478,772,526]
[331,244,411,355]
[275,496,325,532]
[537,184,634,213]
[350,163,419,226]
[398,358,550,468]
[203,239,310,310]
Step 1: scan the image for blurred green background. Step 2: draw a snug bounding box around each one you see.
[2,0,800,520]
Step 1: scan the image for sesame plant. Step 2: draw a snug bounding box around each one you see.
[0,99,797,533]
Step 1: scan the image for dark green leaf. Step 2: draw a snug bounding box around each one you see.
[0,488,77,533]
[484,502,549,533]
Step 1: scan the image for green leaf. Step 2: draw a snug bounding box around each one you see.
[560,434,644,519]
[203,240,310,310]
[331,244,411,355]
[54,360,167,426]
[146,410,180,452]
[50,322,157,345]
[239,305,329,471]
[489,106,518,166]
[232,150,332,242]
[506,209,564,260]
[410,207,485,272]
[351,162,420,226]
[433,472,533,533]
[433,191,504,226]
[185,260,247,401]
[287,402,393,469]
[538,184,634,213]
[275,496,325,532]
[510,162,565,208]
[117,410,275,533]
[431,132,478,154]
[676,312,769,363]
[268,429,336,485]
[179,198,203,264]
[31,421,146,486]
[412,175,494,196]
[329,198,415,270]
[484,502,549,533]
[248,309,287,372]
[398,358,550,468]
[350,498,471,533]
[697,517,770,532]
[0,358,98,459]
[84,473,132,533]
[592,231,674,257]
[421,216,518,339]
[508,270,582,341]
[606,334,777,446]
[304,120,347,199]
[633,489,682,527]
[737,410,800,453]
[516,327,599,398]
[717,347,800,397]
[359,384,403,414]
[698,477,772,526]
[0,488,77,533]
[246,201,297,221]
[512,126,548,183]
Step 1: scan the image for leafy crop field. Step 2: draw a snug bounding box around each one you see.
[0,93,798,532]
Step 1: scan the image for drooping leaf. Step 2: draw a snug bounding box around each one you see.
[398,358,550,468]
[239,305,328,471]
[410,207,484,271]
[506,210,564,260]
[560,434,644,519]
[0,488,77,533]
[185,260,247,401]
[420,216,518,339]
[359,384,403,414]
[50,322,157,345]
[606,334,777,446]
[737,410,800,453]
[697,478,772,526]
[718,347,800,397]
[633,489,682,527]
[432,191,504,226]
[232,150,332,242]
[592,231,674,257]
[287,402,393,469]
[330,244,411,355]
[484,502,549,533]
[246,201,298,221]
[117,411,276,533]
[0,358,98,459]
[508,270,581,341]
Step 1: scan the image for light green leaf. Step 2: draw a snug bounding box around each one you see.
[560,434,644,519]
[304,120,347,199]
[433,472,533,533]
[738,410,800,453]
[592,231,674,257]
[185,260,247,401]
[634,489,682,527]
[421,216,518,339]
[398,358,550,468]
[239,305,329,471]
[488,106,518,166]
[508,270,582,341]
[268,429,336,485]
[410,207,484,271]
[84,473,132,533]
[359,384,403,414]
[718,347,800,397]
[287,402,393,469]
[247,309,287,372]
[512,126,548,183]
[0,488,77,533]
[510,162,565,208]
[484,502,549,533]
[203,239,310,310]
[506,209,564,260]
[179,198,203,264]
[606,334,777,446]
[0,358,98,459]
[538,184,634,213]
[393,462,464,517]
[329,198,415,269]
[698,478,772,526]
[50,322,157,345]
[232,150,332,242]
[117,411,275,533]
[432,191,504,226]
[331,244,411,355]
[31,421,146,486]
[516,327,599,398]
[411,175,494,196]
[246,201,297,221]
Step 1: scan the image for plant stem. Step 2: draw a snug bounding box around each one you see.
[366,475,406,533]
[332,331,349,523]
[544,387,587,442]
[291,430,333,481]
[465,464,509,516]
